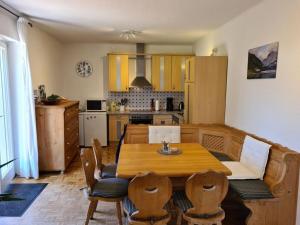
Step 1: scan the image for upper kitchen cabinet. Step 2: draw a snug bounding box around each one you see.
[184,56,228,124]
[171,56,187,92]
[185,57,195,83]
[108,54,129,92]
[151,55,172,92]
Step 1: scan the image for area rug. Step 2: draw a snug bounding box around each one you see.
[0,183,48,217]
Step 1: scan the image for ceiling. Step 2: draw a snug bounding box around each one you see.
[3,0,262,44]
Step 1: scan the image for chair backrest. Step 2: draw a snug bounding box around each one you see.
[80,148,97,191]
[128,172,172,220]
[92,138,103,177]
[185,171,228,216]
[148,126,180,144]
[115,124,128,164]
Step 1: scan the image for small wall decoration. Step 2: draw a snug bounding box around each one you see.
[247,42,279,79]
[76,61,93,77]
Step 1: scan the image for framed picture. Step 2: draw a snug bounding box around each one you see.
[247,42,279,79]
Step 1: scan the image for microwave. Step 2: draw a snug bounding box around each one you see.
[86,100,107,112]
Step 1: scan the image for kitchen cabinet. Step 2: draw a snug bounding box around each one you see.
[153,115,173,125]
[171,56,187,92]
[108,54,129,92]
[109,115,129,142]
[184,56,228,124]
[151,55,172,91]
[35,101,79,172]
[185,57,195,83]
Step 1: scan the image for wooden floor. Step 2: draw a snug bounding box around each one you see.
[0,144,248,225]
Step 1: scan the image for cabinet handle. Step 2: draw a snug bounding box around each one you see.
[67,142,70,145]
[66,127,70,130]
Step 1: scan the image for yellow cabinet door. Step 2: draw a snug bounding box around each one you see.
[171,56,186,92]
[108,54,129,92]
[185,57,195,83]
[151,55,172,91]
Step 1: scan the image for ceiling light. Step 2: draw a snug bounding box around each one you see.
[120,30,141,40]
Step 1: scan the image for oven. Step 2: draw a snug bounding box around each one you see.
[129,114,153,124]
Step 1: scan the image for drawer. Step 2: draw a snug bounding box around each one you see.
[64,105,79,122]
[65,118,79,138]
[153,115,173,125]
[65,129,79,150]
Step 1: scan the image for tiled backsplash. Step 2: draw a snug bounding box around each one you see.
[108,87,184,110]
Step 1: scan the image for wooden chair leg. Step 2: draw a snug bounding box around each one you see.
[85,200,97,225]
[116,201,123,225]
[91,200,98,219]
[176,208,183,225]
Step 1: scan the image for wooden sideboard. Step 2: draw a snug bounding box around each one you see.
[35,101,80,173]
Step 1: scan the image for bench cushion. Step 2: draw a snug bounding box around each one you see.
[91,178,128,198]
[123,196,137,215]
[209,151,233,161]
[229,180,274,200]
[101,164,117,179]
[173,191,193,212]
[240,136,271,180]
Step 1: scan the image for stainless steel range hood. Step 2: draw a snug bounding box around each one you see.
[130,43,152,88]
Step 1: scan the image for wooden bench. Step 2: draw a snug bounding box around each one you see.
[124,124,300,225]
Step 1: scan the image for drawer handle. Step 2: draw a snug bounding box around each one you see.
[66,127,70,130]
[67,142,70,145]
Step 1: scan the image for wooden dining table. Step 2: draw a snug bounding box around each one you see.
[116,143,232,186]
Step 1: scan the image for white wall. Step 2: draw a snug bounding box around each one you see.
[60,43,193,108]
[194,0,300,222]
[194,0,300,152]
[27,26,63,94]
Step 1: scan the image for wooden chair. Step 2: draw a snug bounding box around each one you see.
[123,172,173,225]
[174,171,228,225]
[92,138,117,179]
[80,148,128,225]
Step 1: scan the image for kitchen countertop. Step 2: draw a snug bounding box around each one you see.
[107,110,184,118]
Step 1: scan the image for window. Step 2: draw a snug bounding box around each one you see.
[0,41,12,179]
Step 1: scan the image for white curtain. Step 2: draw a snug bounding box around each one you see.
[9,17,39,178]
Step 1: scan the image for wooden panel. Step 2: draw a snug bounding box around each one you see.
[184,82,195,123]
[192,56,227,124]
[171,56,186,92]
[117,143,232,179]
[151,55,172,91]
[124,124,199,144]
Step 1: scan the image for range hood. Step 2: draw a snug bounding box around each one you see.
[130,43,152,88]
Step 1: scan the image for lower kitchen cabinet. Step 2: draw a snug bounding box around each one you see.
[153,115,173,125]
[109,115,129,142]
[35,101,80,173]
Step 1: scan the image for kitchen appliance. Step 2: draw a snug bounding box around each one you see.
[129,114,153,124]
[86,99,107,112]
[79,111,108,147]
[130,43,152,88]
[155,100,160,111]
[179,101,184,111]
[150,99,155,111]
[166,97,174,111]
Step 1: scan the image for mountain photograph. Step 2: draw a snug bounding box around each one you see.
[247,42,279,79]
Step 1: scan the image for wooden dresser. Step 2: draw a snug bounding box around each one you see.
[35,101,80,173]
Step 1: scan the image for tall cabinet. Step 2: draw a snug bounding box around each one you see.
[184,56,228,124]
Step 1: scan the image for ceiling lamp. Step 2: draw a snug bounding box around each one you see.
[120,30,140,40]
